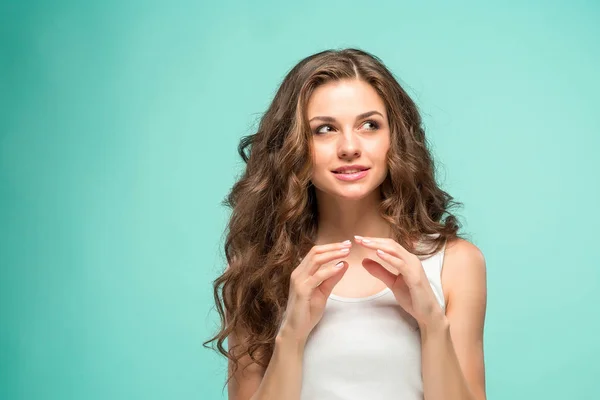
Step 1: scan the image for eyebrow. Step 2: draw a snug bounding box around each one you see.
[308,110,384,123]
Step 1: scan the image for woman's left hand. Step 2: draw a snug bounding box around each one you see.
[355,235,446,331]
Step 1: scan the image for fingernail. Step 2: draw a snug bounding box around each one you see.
[342,240,351,246]
[354,235,363,241]
[340,248,350,253]
[335,261,344,268]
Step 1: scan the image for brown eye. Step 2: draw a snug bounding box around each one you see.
[315,124,334,135]
[362,120,379,131]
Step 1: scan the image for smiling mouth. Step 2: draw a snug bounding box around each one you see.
[332,168,370,174]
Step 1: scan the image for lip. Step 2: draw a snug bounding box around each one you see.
[332,169,369,181]
[331,165,370,173]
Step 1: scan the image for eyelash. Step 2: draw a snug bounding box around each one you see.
[314,120,380,135]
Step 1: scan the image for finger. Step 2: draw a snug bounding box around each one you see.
[354,236,407,260]
[306,247,351,277]
[374,248,412,278]
[309,261,348,292]
[354,238,409,275]
[298,241,352,276]
[317,263,348,297]
[362,258,397,287]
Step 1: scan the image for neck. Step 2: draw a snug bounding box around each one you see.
[314,189,392,245]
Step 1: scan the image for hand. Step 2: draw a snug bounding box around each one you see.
[354,235,445,330]
[278,241,351,345]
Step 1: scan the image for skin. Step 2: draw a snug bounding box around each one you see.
[308,78,395,297]
[228,78,487,400]
[308,79,487,398]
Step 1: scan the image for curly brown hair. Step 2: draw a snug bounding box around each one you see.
[203,48,464,387]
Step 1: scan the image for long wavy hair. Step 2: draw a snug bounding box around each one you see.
[203,48,464,387]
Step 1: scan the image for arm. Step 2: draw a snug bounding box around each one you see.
[420,239,487,400]
[249,328,305,400]
[228,242,349,400]
[227,323,306,400]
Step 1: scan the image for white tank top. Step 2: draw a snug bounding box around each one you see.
[299,239,447,400]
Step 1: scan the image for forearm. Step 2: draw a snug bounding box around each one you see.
[251,329,305,400]
[419,316,476,400]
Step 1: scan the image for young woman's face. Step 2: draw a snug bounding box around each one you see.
[307,79,391,200]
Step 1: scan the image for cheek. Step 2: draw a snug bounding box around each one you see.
[367,140,390,161]
[377,133,391,150]
[312,145,332,168]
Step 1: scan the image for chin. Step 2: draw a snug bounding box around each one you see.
[338,193,372,202]
[316,186,377,202]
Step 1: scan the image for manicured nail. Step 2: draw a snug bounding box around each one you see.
[354,235,363,241]
[335,261,345,268]
[377,249,385,255]
[341,240,351,246]
[340,248,350,253]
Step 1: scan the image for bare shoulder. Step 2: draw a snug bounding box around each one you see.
[439,237,488,400]
[441,237,487,305]
[444,237,486,266]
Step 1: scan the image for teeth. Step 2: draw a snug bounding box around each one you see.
[338,169,361,174]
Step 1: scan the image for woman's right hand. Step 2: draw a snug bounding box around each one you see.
[278,240,352,345]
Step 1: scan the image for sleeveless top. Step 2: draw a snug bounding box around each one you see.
[299,238,447,400]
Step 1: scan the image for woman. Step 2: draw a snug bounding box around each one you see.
[204,48,487,400]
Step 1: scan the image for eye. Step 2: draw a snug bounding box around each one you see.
[312,120,380,135]
[362,120,380,131]
[314,124,334,135]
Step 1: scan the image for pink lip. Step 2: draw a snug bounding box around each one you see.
[332,169,369,181]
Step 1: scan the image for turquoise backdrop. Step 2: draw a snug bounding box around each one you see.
[1,0,599,399]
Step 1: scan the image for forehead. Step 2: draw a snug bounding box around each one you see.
[306,79,387,119]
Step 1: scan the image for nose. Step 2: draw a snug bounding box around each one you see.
[337,129,361,159]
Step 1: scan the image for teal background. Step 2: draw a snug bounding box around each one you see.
[1,0,599,399]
